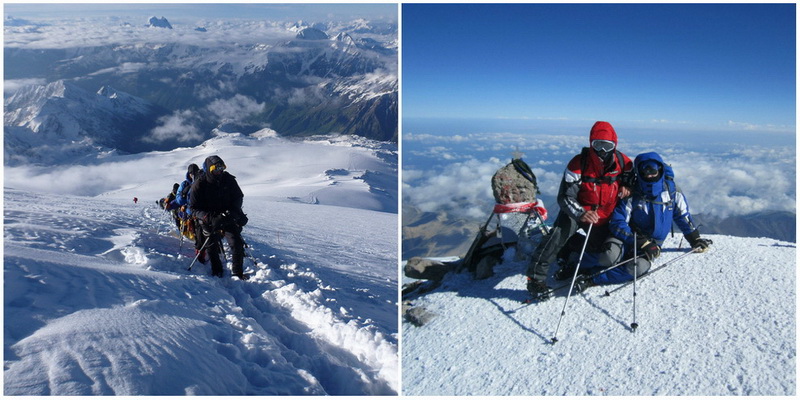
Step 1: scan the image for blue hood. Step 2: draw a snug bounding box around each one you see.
[634,152,665,198]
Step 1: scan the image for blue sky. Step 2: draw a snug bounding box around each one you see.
[402,3,795,134]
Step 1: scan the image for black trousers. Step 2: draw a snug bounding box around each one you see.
[526,211,609,281]
[201,223,244,276]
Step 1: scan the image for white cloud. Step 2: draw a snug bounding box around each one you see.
[145,109,203,143]
[5,158,160,197]
[404,158,564,220]
[287,86,327,106]
[667,148,796,219]
[402,157,502,219]
[727,120,795,133]
[88,62,147,76]
[206,94,265,121]
[3,17,296,50]
[4,78,47,95]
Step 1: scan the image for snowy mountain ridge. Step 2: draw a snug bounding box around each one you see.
[4,134,399,395]
[4,80,167,165]
[4,14,398,153]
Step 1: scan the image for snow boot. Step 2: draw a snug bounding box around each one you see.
[573,277,595,293]
[210,257,224,278]
[234,272,250,281]
[526,277,551,301]
[554,258,578,281]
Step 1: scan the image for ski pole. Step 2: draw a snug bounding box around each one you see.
[530,207,551,236]
[604,247,701,296]
[187,235,212,271]
[519,254,639,304]
[241,238,262,269]
[551,222,593,344]
[178,219,186,252]
[631,235,638,332]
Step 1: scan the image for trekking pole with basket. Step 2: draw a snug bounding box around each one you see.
[551,217,594,344]
[631,234,639,331]
[604,247,702,296]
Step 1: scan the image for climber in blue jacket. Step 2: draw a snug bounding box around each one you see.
[575,151,712,291]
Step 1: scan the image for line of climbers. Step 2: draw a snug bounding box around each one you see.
[158,155,250,280]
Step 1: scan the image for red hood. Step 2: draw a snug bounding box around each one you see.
[589,121,617,145]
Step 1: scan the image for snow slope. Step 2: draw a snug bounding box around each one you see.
[4,134,399,395]
[402,234,795,395]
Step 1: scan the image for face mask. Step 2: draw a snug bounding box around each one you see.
[597,149,613,163]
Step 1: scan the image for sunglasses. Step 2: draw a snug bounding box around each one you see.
[591,140,615,153]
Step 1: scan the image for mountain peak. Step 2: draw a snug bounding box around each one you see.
[296,27,328,40]
[334,32,356,45]
[7,80,81,104]
[147,16,173,29]
[4,80,166,165]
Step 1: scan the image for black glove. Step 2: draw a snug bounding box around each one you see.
[637,235,661,261]
[620,170,636,190]
[203,212,228,235]
[685,230,712,253]
[232,209,248,227]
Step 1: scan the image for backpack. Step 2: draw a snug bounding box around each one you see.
[491,158,540,204]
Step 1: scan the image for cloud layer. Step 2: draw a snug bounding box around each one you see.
[403,131,796,221]
[4,16,295,50]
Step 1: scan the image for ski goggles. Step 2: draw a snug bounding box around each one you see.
[591,139,616,153]
[208,163,226,173]
[638,161,662,181]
